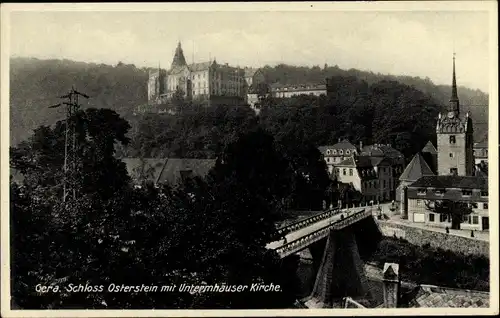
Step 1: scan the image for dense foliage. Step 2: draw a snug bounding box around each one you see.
[10,109,302,309]
[370,237,489,291]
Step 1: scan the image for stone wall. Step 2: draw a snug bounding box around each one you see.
[376,221,489,257]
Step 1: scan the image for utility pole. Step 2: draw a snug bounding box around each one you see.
[49,86,89,203]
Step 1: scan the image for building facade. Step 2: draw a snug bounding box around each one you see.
[405,176,489,231]
[319,140,359,174]
[333,156,403,203]
[147,42,253,106]
[271,83,327,98]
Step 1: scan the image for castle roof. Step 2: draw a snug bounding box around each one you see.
[399,153,435,182]
[421,141,437,154]
[188,61,212,72]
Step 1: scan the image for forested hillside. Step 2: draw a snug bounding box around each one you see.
[10,58,489,146]
[10,57,149,145]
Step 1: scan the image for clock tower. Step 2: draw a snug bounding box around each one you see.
[435,55,474,176]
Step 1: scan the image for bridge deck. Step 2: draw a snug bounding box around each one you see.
[267,208,372,252]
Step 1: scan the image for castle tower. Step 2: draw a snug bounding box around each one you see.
[435,55,474,176]
[171,41,187,69]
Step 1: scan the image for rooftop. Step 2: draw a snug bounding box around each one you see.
[399,152,435,182]
[421,141,438,154]
[409,175,487,190]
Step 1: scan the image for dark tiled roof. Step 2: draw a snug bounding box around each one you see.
[399,153,435,182]
[408,175,487,190]
[156,158,216,185]
[361,144,404,159]
[122,158,167,183]
[406,285,489,308]
[421,141,437,154]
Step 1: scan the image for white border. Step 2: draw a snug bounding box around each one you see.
[1,2,498,317]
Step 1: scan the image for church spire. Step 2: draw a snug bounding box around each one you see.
[449,53,460,115]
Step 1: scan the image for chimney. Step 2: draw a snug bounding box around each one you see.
[359,141,363,150]
[382,263,400,308]
[338,138,341,143]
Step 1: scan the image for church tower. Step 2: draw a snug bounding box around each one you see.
[435,55,474,176]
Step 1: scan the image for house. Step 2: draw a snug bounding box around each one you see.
[122,158,216,186]
[318,139,359,174]
[333,155,401,203]
[342,262,490,308]
[402,175,489,231]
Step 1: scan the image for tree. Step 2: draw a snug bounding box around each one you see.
[424,200,473,230]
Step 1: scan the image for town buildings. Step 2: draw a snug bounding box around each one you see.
[473,141,488,165]
[399,56,489,231]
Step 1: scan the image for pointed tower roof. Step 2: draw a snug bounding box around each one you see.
[399,152,434,182]
[449,54,460,115]
[171,42,187,69]
[421,141,437,155]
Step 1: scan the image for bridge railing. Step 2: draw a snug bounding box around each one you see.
[275,208,373,257]
[276,208,347,237]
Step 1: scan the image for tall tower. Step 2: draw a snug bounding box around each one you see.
[435,55,474,176]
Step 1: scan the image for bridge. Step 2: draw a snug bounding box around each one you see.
[267,206,383,308]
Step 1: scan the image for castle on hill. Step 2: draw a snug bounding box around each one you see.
[147,42,264,107]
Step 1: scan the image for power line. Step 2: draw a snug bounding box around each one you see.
[48,86,89,203]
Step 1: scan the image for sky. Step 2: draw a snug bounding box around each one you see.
[6,2,495,92]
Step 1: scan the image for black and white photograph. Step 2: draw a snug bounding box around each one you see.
[1,1,498,316]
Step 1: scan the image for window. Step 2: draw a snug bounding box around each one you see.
[336,168,340,175]
[483,203,488,209]
[332,150,337,155]
[326,158,330,163]
[450,168,458,175]
[383,180,386,188]
[343,168,346,176]
[472,216,479,224]
[439,214,448,222]
[481,191,488,197]
[346,150,350,155]
[339,150,343,155]
[434,189,445,195]
[449,135,456,144]
[462,215,469,223]
[417,189,427,195]
[429,213,435,222]
[326,150,331,155]
[470,202,478,209]
[462,190,472,196]
[449,153,454,158]
[349,169,353,176]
